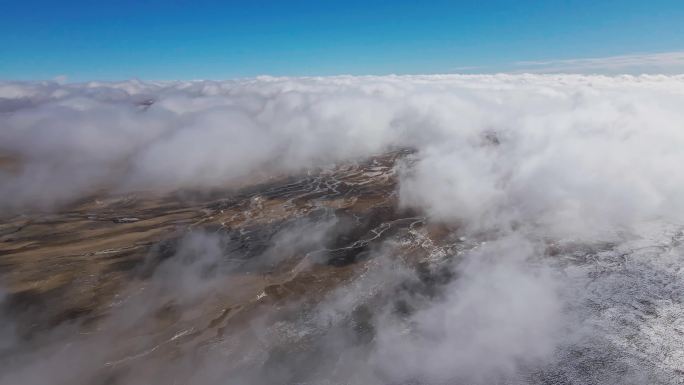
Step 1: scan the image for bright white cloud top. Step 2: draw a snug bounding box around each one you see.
[3,74,684,233]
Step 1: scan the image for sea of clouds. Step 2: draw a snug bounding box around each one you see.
[2,74,683,225]
[1,75,684,384]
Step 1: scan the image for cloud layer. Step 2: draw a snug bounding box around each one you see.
[2,75,684,383]
[3,74,684,228]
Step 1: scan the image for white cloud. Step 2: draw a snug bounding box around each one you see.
[3,75,684,238]
[514,51,684,74]
[2,74,684,383]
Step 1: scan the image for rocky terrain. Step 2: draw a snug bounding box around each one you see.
[0,149,462,384]
[1,148,683,385]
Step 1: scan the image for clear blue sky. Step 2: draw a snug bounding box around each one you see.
[2,0,684,81]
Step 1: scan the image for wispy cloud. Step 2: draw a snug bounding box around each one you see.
[450,65,491,72]
[514,51,684,74]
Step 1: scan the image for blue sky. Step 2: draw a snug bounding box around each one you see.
[2,0,684,81]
